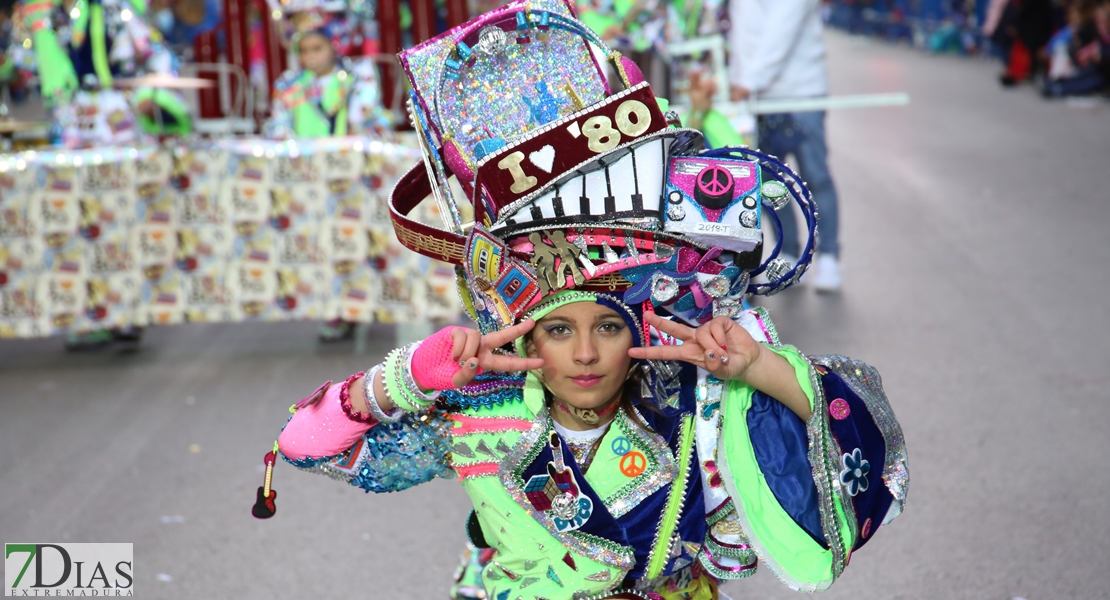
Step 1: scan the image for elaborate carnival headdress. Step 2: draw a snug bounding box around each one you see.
[389,0,817,338]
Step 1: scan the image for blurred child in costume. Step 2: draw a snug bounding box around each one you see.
[16,0,193,148]
[264,28,391,140]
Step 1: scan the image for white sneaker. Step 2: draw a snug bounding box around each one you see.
[809,253,842,293]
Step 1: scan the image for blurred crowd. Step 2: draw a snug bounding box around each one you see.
[985,0,1110,97]
[826,0,983,53]
[825,0,1110,98]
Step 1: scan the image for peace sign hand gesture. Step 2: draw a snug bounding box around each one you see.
[627,313,813,420]
[442,320,545,389]
[627,313,763,383]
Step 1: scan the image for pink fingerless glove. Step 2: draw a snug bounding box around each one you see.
[411,326,475,391]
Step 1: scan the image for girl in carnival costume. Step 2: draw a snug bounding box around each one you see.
[264,27,391,139]
[13,0,192,147]
[267,2,909,598]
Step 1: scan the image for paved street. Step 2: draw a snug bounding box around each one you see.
[3,31,1109,599]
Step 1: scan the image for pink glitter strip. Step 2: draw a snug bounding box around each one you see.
[450,414,533,436]
[585,253,670,280]
[708,533,752,551]
[706,497,732,519]
[704,548,757,573]
[454,462,500,479]
[751,311,773,343]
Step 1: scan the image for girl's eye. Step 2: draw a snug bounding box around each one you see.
[545,324,571,337]
[598,321,624,334]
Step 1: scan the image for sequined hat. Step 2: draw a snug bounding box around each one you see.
[389,0,817,333]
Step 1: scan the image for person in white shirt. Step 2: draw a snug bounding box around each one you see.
[728,0,842,292]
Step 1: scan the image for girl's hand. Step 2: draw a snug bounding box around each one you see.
[447,320,545,388]
[688,70,717,114]
[730,84,751,102]
[627,313,764,383]
[602,25,624,41]
[628,313,812,420]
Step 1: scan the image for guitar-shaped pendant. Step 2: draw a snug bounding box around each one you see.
[251,448,278,519]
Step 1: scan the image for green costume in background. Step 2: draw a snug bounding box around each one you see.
[579,0,743,149]
[266,58,391,139]
[19,0,191,139]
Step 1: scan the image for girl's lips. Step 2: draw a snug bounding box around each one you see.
[571,375,603,388]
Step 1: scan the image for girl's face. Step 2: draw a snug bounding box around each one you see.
[526,302,635,412]
[1069,6,1085,28]
[298,34,336,77]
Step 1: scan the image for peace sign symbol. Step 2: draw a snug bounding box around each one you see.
[611,437,632,456]
[619,451,647,477]
[695,165,735,209]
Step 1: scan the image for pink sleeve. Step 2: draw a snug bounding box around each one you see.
[278,375,379,461]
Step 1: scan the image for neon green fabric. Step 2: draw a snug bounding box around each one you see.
[90,3,113,88]
[70,0,90,47]
[31,29,78,101]
[645,414,694,578]
[660,97,745,149]
[399,3,413,30]
[689,109,745,149]
[521,370,546,416]
[578,9,619,37]
[454,389,628,598]
[671,0,704,39]
[576,0,636,36]
[126,0,148,17]
[292,101,332,137]
[324,77,348,136]
[133,88,192,135]
[717,344,851,591]
[287,72,352,137]
[462,475,623,598]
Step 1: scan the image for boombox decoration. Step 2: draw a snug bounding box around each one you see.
[388,0,819,333]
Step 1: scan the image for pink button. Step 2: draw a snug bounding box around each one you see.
[829,398,851,420]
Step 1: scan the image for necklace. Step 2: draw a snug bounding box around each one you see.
[553,421,611,473]
[554,399,619,426]
[566,435,606,472]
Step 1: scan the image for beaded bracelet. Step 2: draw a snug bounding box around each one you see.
[384,343,440,412]
[338,371,377,424]
[383,346,415,412]
[362,363,402,424]
[403,340,442,403]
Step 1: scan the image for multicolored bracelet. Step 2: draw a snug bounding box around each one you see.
[362,364,402,424]
[383,342,441,413]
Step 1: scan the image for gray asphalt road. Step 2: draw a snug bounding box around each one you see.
[3,32,1110,599]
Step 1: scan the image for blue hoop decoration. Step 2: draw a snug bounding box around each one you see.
[697,146,818,296]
